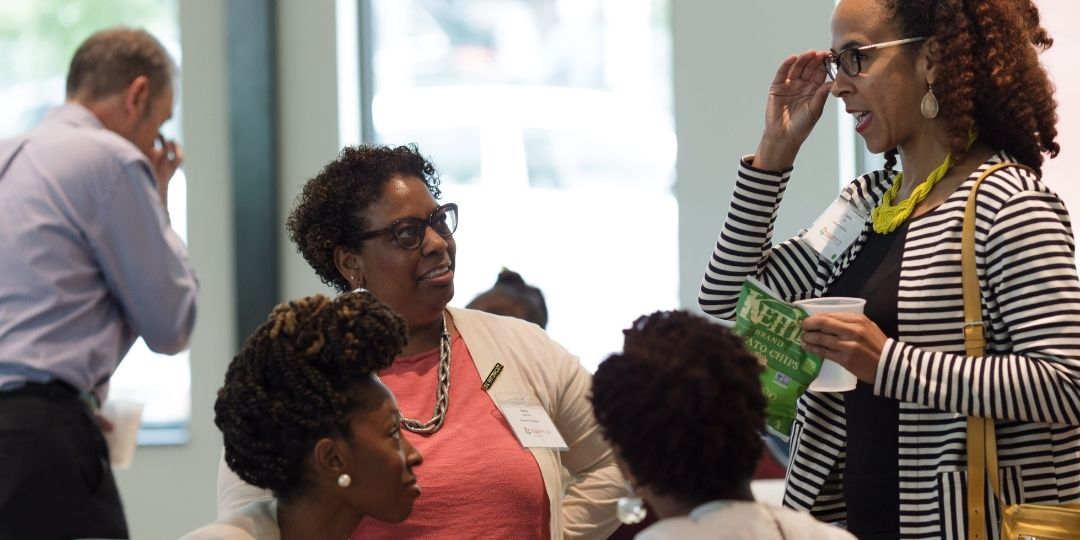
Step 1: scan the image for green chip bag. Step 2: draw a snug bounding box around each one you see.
[733,278,822,440]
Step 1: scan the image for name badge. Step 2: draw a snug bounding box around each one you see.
[802,196,867,263]
[494,394,568,451]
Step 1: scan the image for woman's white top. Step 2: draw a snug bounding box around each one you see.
[636,501,855,540]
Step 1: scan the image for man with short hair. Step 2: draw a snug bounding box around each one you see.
[0,27,198,538]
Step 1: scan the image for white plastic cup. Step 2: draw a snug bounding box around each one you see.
[100,399,144,470]
[795,297,867,392]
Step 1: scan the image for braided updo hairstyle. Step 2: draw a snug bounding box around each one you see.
[591,311,765,505]
[879,0,1058,175]
[215,291,408,502]
[286,144,442,293]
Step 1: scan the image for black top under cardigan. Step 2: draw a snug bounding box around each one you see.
[826,221,908,540]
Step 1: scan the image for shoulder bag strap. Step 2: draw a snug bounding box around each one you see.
[964,161,1036,539]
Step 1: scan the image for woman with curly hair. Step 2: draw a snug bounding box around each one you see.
[698,0,1080,538]
[592,311,854,539]
[184,292,422,539]
[217,144,622,539]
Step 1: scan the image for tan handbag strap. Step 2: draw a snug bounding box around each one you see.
[963,162,1035,539]
[967,416,989,539]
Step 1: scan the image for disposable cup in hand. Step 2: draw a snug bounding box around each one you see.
[101,399,144,470]
[795,297,866,392]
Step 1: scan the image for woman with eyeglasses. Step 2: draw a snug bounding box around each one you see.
[698,0,1079,538]
[217,144,623,539]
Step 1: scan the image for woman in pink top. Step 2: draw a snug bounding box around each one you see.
[217,144,623,539]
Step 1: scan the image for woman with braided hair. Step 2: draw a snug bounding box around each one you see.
[183,291,422,540]
[217,144,622,539]
[698,0,1080,538]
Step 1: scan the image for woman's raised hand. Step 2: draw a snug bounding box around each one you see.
[752,50,832,171]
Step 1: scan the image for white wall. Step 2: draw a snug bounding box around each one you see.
[277,0,342,301]
[674,0,839,310]
[1038,0,1080,228]
[112,1,839,535]
[113,1,237,538]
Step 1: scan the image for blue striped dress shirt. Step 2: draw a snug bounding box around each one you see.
[0,104,198,400]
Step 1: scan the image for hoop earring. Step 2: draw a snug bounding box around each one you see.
[337,473,352,488]
[616,482,646,524]
[921,83,939,119]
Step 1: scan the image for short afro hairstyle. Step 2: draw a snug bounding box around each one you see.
[215,291,408,503]
[880,0,1058,175]
[286,144,442,292]
[591,311,765,505]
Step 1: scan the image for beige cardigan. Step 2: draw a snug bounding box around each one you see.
[216,307,623,539]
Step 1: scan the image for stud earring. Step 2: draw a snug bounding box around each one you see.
[615,481,646,524]
[337,473,351,488]
[921,82,939,119]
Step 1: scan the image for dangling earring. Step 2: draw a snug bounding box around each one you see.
[616,482,646,524]
[337,473,352,488]
[921,82,939,119]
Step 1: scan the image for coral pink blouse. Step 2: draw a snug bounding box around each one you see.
[352,333,550,539]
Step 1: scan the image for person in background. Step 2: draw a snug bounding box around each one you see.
[217,144,622,539]
[698,0,1080,537]
[591,311,855,540]
[466,267,548,328]
[0,27,196,539]
[183,292,422,540]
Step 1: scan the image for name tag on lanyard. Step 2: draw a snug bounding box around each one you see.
[802,196,867,263]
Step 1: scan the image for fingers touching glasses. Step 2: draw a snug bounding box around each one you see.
[823,37,927,80]
[776,50,831,87]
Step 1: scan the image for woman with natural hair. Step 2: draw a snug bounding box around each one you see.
[217,144,622,539]
[466,268,549,328]
[591,311,854,540]
[698,0,1080,538]
[183,292,422,540]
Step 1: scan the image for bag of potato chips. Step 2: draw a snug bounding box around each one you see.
[733,278,822,440]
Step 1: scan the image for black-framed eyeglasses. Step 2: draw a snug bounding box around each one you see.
[823,37,927,80]
[352,203,458,250]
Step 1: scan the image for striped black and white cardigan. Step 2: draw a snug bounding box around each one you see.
[699,153,1080,539]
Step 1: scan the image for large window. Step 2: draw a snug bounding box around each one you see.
[364,0,676,370]
[0,1,188,441]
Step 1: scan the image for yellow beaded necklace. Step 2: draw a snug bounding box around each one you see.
[871,132,977,234]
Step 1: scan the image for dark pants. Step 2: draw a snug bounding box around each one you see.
[0,383,129,540]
